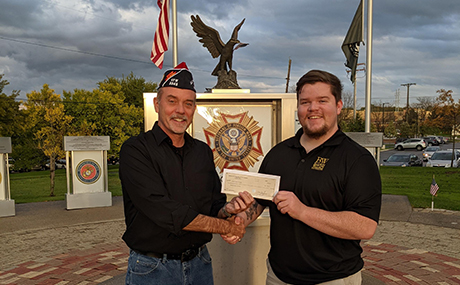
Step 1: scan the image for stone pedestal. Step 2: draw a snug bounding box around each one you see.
[0,138,14,217]
[0,200,15,217]
[213,70,241,89]
[66,192,112,210]
[208,216,270,285]
[64,136,111,210]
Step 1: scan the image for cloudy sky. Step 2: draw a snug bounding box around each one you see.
[1,0,459,108]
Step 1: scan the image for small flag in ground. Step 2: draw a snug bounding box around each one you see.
[150,0,170,69]
[430,177,439,196]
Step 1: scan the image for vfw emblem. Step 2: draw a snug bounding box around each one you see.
[203,112,263,172]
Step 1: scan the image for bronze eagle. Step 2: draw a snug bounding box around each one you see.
[191,15,248,76]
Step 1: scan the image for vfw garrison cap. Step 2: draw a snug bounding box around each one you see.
[158,62,196,92]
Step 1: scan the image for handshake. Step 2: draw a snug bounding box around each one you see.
[220,191,255,245]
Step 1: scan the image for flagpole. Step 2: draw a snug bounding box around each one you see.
[364,0,373,133]
[172,0,178,66]
[359,0,364,122]
[431,174,435,211]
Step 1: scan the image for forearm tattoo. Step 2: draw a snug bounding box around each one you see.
[246,200,260,221]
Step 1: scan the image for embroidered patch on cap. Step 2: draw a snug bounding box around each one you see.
[158,62,196,92]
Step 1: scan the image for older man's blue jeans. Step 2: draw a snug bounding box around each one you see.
[125,246,214,285]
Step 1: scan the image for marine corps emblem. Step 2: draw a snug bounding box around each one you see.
[76,159,101,184]
[203,111,263,172]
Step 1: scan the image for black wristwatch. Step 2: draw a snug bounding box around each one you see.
[222,202,232,218]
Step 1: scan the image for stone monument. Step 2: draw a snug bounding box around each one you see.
[0,137,15,217]
[64,136,112,210]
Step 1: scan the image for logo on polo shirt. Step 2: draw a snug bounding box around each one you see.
[312,157,329,171]
[203,111,263,173]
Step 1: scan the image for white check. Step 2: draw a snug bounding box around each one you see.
[221,169,280,200]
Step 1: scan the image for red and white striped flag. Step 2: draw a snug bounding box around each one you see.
[150,0,170,69]
[430,177,439,196]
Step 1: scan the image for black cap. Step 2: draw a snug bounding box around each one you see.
[158,62,196,92]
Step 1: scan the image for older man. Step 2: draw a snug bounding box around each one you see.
[119,62,253,285]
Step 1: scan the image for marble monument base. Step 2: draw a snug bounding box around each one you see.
[0,199,15,217]
[66,192,112,210]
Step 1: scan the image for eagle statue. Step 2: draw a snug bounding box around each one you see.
[191,15,248,89]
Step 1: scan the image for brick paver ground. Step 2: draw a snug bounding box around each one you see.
[0,241,128,285]
[1,240,460,284]
[362,241,460,285]
[1,197,459,284]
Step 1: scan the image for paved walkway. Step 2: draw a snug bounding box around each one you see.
[0,195,459,285]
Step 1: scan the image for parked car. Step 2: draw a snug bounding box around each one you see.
[395,137,409,143]
[7,158,15,172]
[56,159,67,169]
[427,135,446,144]
[382,154,423,167]
[107,156,119,165]
[7,158,45,172]
[422,136,440,146]
[394,138,427,151]
[45,159,67,169]
[422,146,440,161]
[426,150,460,168]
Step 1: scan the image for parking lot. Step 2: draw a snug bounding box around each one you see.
[380,141,456,166]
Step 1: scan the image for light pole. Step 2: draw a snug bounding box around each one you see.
[382,102,389,133]
[401,83,416,123]
[346,63,366,120]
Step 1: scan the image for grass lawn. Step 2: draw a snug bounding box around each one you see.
[7,165,460,211]
[9,165,122,204]
[380,166,460,211]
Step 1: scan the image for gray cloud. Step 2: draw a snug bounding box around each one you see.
[0,0,459,109]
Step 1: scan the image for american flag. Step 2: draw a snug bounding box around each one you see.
[430,177,439,196]
[150,0,170,69]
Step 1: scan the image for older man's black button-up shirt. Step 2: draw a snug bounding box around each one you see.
[119,122,225,254]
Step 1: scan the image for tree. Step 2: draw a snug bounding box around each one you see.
[23,84,72,196]
[384,121,397,138]
[429,89,459,166]
[101,73,156,133]
[63,80,143,156]
[398,121,416,139]
[339,113,365,132]
[0,74,24,139]
[11,140,48,172]
[0,75,43,172]
[369,102,395,133]
[426,92,454,134]
[338,91,355,121]
[117,72,157,108]
[414,97,440,136]
[429,90,459,133]
[370,103,383,132]
[414,96,435,118]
